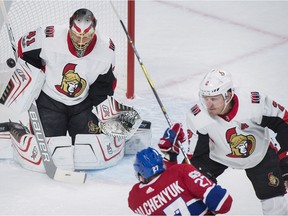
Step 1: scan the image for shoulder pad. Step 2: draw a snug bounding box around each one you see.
[109,38,115,51]
[251,91,260,104]
[190,104,202,116]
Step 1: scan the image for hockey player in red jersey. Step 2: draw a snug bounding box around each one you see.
[128,143,233,215]
[17,8,116,144]
[159,69,288,215]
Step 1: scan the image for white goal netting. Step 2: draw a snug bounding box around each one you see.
[0,0,130,94]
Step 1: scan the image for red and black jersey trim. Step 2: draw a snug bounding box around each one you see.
[109,38,115,51]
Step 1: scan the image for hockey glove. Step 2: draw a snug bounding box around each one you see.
[93,96,142,140]
[158,123,186,155]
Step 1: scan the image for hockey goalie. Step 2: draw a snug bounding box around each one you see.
[0,58,152,173]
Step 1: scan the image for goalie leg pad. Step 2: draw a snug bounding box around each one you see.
[46,136,74,171]
[0,132,13,159]
[11,132,74,173]
[11,133,45,173]
[74,134,125,170]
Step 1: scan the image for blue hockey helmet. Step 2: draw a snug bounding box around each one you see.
[134,147,165,180]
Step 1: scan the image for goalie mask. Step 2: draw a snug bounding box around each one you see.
[69,8,97,56]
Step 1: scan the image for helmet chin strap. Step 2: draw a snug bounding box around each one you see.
[219,101,229,115]
[219,93,233,115]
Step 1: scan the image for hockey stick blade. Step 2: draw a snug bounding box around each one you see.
[28,102,87,184]
[53,169,87,184]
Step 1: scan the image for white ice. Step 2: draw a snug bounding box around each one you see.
[1,0,288,215]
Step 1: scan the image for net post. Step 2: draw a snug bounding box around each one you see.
[126,0,135,99]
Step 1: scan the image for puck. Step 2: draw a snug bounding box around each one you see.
[6,58,16,68]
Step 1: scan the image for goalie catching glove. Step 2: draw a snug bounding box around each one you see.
[158,123,186,161]
[93,96,142,140]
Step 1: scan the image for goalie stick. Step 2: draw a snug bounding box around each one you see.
[109,1,191,164]
[0,0,86,183]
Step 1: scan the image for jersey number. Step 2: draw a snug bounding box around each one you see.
[25,31,36,47]
[163,197,190,215]
[189,170,211,187]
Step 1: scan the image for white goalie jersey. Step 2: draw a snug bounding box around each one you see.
[186,88,288,169]
[18,24,115,106]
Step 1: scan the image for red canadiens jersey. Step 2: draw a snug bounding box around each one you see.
[18,25,115,106]
[128,164,232,215]
[186,88,288,169]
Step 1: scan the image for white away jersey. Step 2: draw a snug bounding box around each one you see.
[19,25,115,106]
[186,89,288,169]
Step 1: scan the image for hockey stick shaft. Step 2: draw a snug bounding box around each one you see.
[110,1,190,164]
[0,1,17,60]
[0,0,86,183]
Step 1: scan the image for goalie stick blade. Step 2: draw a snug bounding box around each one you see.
[53,169,87,184]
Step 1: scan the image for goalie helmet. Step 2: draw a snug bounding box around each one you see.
[133,147,165,181]
[69,8,97,56]
[199,69,234,100]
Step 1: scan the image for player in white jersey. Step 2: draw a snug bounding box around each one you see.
[17,8,116,144]
[158,69,288,215]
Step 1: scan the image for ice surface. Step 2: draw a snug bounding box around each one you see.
[1,1,288,215]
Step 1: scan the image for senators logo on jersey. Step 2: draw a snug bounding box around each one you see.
[268,172,280,187]
[88,121,101,134]
[55,63,87,97]
[225,127,256,158]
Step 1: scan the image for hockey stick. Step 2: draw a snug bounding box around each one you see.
[0,1,17,60]
[0,0,87,183]
[109,1,191,164]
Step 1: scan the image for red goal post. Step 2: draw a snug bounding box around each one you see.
[0,0,135,99]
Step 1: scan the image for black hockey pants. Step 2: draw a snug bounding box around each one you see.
[35,91,100,144]
[190,147,286,200]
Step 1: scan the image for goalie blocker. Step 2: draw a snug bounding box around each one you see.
[0,58,45,114]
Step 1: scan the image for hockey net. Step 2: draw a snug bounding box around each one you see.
[0,0,135,98]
